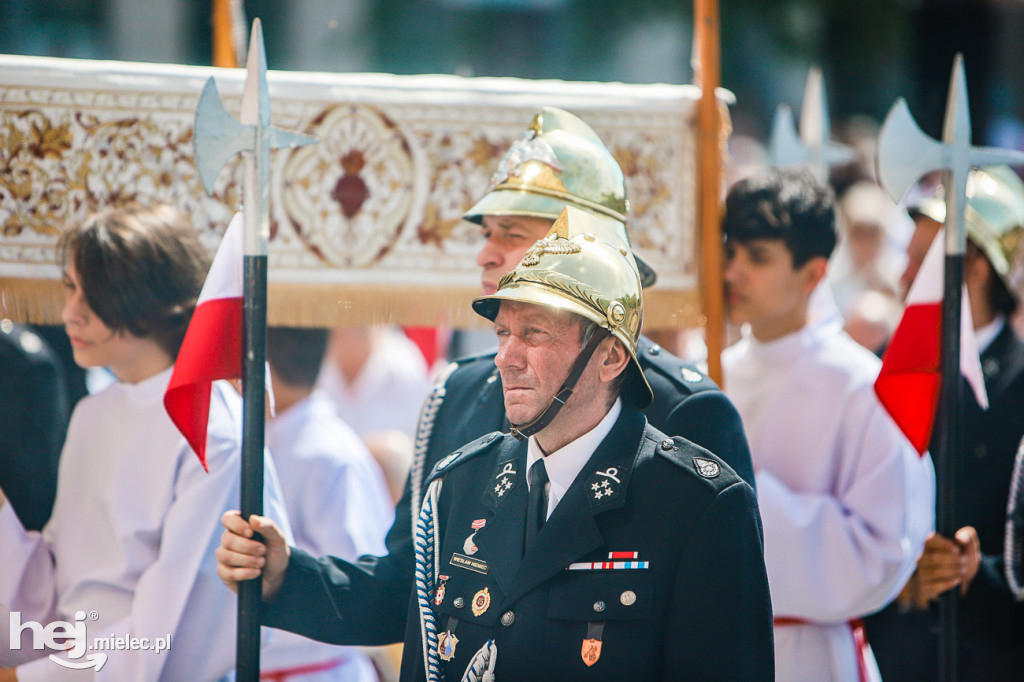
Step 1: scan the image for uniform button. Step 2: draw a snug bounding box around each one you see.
[500,611,515,626]
[453,597,465,609]
[593,601,606,613]
[660,439,674,451]
[974,444,988,459]
[620,590,637,606]
[647,345,662,356]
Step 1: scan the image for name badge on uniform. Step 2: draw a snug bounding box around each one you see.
[451,553,489,575]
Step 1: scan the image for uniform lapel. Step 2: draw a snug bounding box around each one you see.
[504,408,648,604]
[468,438,528,595]
[477,366,507,429]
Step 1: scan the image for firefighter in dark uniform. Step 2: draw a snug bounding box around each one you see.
[404,208,772,680]
[216,108,756,652]
[865,166,1024,681]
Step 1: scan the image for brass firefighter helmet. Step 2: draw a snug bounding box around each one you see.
[473,206,653,408]
[463,107,657,287]
[908,165,1024,297]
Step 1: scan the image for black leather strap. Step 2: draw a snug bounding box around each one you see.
[509,328,609,440]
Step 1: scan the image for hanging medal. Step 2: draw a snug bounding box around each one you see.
[435,575,449,606]
[463,519,486,555]
[437,630,459,661]
[581,621,605,667]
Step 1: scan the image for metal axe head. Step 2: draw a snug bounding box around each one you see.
[769,104,809,169]
[193,78,255,195]
[875,98,947,205]
[769,67,856,182]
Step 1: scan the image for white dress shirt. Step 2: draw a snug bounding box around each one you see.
[526,398,622,520]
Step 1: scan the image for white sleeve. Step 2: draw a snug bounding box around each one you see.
[758,402,935,623]
[0,504,59,667]
[300,438,391,561]
[16,386,294,682]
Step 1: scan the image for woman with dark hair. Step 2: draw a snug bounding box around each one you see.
[0,205,289,681]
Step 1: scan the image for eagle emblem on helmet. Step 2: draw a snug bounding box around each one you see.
[489,129,563,187]
[519,234,582,267]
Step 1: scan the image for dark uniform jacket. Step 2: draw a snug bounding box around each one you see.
[866,322,1024,681]
[399,406,773,681]
[262,337,754,647]
[0,322,68,531]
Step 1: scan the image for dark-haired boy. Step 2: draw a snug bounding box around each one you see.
[721,169,935,682]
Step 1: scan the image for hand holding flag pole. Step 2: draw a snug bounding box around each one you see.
[188,18,316,682]
[875,53,1024,682]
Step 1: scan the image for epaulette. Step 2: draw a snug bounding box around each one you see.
[450,348,498,366]
[426,431,504,483]
[638,343,718,395]
[651,434,738,488]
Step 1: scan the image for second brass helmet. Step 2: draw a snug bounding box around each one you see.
[908,165,1024,298]
[463,107,657,287]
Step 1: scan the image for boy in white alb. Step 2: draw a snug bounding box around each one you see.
[262,327,393,682]
[721,170,935,682]
[0,206,291,682]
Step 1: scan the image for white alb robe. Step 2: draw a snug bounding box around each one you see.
[262,391,392,682]
[723,320,935,682]
[0,369,292,682]
[317,328,431,439]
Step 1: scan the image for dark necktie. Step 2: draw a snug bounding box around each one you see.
[525,458,549,553]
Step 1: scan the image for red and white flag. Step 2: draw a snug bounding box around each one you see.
[164,213,244,470]
[875,228,988,455]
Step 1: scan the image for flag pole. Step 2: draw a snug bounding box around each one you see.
[876,52,1024,682]
[192,16,317,680]
[237,230,267,682]
[235,19,273,680]
[694,0,725,386]
[934,53,972,682]
[236,28,269,680]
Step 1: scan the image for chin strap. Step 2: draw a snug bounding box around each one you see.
[509,328,609,441]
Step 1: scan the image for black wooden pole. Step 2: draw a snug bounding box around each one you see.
[236,253,267,681]
[937,252,963,682]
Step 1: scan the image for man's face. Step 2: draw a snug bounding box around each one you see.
[492,301,583,426]
[476,215,555,295]
[724,238,821,341]
[899,216,941,300]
